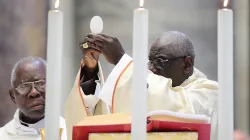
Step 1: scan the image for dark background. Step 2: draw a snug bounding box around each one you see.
[0,0,47,125]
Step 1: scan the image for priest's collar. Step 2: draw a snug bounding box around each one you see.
[5,109,44,135]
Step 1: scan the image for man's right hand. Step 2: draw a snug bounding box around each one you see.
[79,35,101,72]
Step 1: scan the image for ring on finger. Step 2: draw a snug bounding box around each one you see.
[82,43,88,49]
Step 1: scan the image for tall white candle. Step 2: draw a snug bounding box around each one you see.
[45,0,63,139]
[218,0,234,140]
[131,0,148,139]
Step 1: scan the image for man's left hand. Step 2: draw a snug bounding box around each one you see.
[87,33,125,65]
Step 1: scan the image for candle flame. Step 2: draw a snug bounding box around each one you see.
[140,0,144,7]
[223,0,229,8]
[55,0,60,9]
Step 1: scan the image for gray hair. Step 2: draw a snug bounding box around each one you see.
[10,56,47,87]
[157,31,195,59]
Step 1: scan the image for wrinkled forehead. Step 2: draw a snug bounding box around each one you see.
[149,40,176,59]
[14,61,46,86]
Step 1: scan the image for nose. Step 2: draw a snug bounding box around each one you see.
[28,87,41,99]
[148,63,158,74]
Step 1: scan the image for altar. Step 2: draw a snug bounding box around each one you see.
[72,112,211,140]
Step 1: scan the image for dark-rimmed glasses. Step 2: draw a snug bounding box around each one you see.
[14,80,46,95]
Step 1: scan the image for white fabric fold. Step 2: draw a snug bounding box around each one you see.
[0,109,67,140]
[98,54,132,106]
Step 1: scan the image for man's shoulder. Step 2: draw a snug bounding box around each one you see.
[0,126,4,134]
[193,68,218,88]
[0,120,14,137]
[198,78,219,88]
[0,127,6,138]
[186,77,219,96]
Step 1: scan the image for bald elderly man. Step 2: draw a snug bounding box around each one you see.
[65,31,218,139]
[0,57,67,140]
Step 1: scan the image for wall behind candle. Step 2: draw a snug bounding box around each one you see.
[234,0,250,134]
[0,0,47,126]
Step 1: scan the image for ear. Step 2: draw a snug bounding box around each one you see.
[9,89,16,104]
[184,56,193,73]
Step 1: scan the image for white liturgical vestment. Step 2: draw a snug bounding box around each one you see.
[0,109,67,140]
[64,61,109,140]
[98,54,218,140]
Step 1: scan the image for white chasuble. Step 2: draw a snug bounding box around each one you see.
[98,54,218,140]
[0,110,66,140]
[64,61,109,140]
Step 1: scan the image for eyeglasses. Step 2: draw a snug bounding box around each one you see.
[15,80,46,95]
[148,56,186,71]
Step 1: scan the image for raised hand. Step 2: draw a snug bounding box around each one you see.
[79,35,101,72]
[86,33,125,65]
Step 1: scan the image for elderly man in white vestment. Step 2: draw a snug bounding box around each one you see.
[65,31,218,140]
[0,57,67,140]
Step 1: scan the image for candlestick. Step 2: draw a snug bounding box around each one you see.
[131,0,148,139]
[218,0,234,139]
[45,0,63,140]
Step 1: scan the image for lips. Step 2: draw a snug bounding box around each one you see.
[30,102,45,110]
